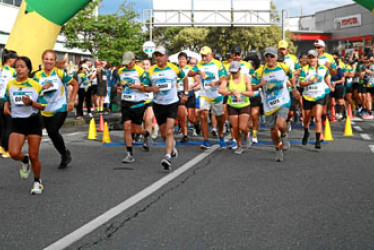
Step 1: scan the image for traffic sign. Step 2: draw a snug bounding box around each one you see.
[143,41,156,57]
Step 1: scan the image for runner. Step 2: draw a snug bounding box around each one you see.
[177,52,200,143]
[4,56,47,194]
[188,46,227,149]
[76,63,92,120]
[252,47,293,162]
[0,49,17,158]
[299,50,334,149]
[294,53,309,122]
[143,46,188,171]
[330,53,346,120]
[219,61,253,154]
[188,57,201,136]
[95,60,108,113]
[118,51,153,163]
[33,50,79,169]
[343,57,355,117]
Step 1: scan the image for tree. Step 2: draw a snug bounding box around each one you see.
[172,27,208,53]
[63,0,143,65]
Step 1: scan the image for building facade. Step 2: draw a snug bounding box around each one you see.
[286,3,374,56]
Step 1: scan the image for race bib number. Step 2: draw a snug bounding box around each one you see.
[177,80,184,92]
[13,91,33,105]
[267,97,280,108]
[41,79,59,93]
[231,94,245,104]
[122,94,135,101]
[144,92,153,100]
[102,75,107,81]
[155,79,172,91]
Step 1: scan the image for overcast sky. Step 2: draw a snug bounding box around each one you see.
[100,0,355,17]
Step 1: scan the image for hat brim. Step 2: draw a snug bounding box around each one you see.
[264,53,277,57]
[154,51,167,56]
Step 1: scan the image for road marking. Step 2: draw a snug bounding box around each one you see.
[369,145,374,153]
[43,145,220,250]
[351,121,355,125]
[360,134,372,140]
[353,126,363,132]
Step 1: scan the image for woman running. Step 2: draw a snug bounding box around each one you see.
[33,50,79,168]
[0,49,18,158]
[4,56,47,194]
[219,61,253,154]
[299,50,334,149]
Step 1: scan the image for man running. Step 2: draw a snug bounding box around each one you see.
[252,47,293,162]
[143,46,188,171]
[188,46,227,149]
[118,51,153,163]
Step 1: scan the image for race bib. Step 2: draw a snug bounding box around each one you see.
[231,94,245,104]
[13,91,33,105]
[267,97,281,108]
[144,92,153,100]
[102,75,107,81]
[155,79,172,91]
[177,80,184,92]
[122,94,135,101]
[41,79,59,93]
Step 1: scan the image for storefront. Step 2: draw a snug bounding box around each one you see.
[288,3,374,56]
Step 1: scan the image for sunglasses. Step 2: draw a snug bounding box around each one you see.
[314,46,323,50]
[265,54,275,58]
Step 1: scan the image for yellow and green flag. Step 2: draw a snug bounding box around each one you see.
[354,0,374,15]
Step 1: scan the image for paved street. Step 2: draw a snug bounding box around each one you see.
[1,118,374,250]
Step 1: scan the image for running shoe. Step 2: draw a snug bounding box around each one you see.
[287,121,292,132]
[315,140,321,149]
[281,134,290,151]
[19,155,31,179]
[362,113,374,120]
[244,135,252,149]
[336,113,344,120]
[87,113,93,119]
[211,128,217,137]
[122,152,135,163]
[143,132,153,151]
[302,131,310,146]
[252,136,258,144]
[59,149,72,169]
[219,137,226,148]
[2,151,11,158]
[171,147,178,158]
[200,140,211,149]
[234,146,243,155]
[228,140,238,150]
[31,181,44,195]
[179,136,188,143]
[275,148,284,162]
[161,158,172,172]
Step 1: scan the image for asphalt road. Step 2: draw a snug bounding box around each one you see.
[1,118,374,250]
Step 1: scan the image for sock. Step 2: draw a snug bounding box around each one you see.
[22,155,29,164]
[126,146,133,155]
[34,178,40,183]
[165,154,171,160]
[252,130,258,137]
[144,130,150,138]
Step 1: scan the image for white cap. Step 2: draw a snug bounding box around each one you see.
[154,46,168,55]
[314,40,326,47]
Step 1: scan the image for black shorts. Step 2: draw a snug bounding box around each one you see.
[90,85,98,95]
[345,86,353,94]
[303,97,326,110]
[367,87,374,95]
[228,105,250,115]
[153,102,179,126]
[97,85,107,97]
[358,85,367,94]
[178,92,196,109]
[330,86,345,99]
[223,95,228,104]
[11,114,43,136]
[249,95,262,107]
[297,87,304,95]
[121,101,146,125]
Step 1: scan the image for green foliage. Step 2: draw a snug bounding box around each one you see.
[62,0,143,66]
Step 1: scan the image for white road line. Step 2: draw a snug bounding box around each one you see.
[353,126,363,132]
[351,121,356,125]
[43,145,220,250]
[360,134,372,141]
[369,145,374,153]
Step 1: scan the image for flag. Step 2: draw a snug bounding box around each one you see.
[354,0,374,15]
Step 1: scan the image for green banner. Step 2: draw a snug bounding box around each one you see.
[354,0,374,14]
[25,0,92,26]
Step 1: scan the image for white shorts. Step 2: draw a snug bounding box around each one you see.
[200,97,223,116]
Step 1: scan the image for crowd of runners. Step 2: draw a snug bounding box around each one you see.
[0,40,374,194]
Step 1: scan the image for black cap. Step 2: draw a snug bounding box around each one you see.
[178,52,188,59]
[231,45,241,54]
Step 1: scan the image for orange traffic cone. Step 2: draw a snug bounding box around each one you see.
[98,114,104,132]
[102,122,112,143]
[343,115,353,136]
[88,118,97,140]
[330,105,337,122]
[324,118,333,141]
[347,104,353,120]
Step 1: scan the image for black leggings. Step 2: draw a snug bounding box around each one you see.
[77,88,92,117]
[0,101,12,151]
[43,112,68,156]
